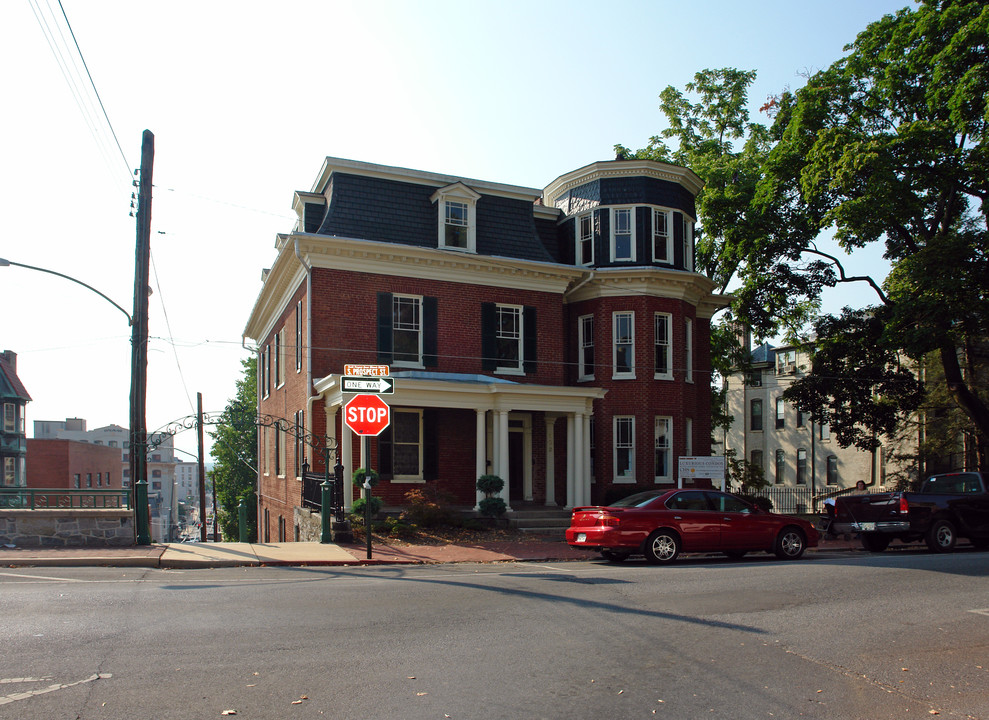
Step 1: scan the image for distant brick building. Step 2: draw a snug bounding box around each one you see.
[244,157,728,541]
[26,438,121,489]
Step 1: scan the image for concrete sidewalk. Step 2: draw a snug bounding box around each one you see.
[0,535,861,569]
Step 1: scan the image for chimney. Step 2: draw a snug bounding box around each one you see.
[2,350,15,370]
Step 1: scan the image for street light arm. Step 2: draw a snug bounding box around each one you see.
[0,258,132,325]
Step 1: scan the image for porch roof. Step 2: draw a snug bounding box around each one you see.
[313,371,605,415]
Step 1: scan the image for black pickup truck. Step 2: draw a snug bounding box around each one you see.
[831,471,989,553]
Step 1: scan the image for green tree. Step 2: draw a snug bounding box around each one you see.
[745,0,989,467]
[209,356,258,541]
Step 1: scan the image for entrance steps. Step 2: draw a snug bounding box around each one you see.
[507,505,572,537]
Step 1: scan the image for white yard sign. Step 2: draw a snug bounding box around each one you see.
[678,456,727,490]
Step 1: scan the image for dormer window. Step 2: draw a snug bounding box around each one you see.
[431,183,480,253]
[611,207,635,262]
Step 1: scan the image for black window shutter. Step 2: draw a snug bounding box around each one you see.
[481,302,497,370]
[377,292,393,363]
[523,306,537,374]
[423,409,439,481]
[378,424,393,480]
[423,296,438,367]
[596,209,609,265]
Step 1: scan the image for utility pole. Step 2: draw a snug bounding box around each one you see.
[197,392,207,542]
[130,130,153,545]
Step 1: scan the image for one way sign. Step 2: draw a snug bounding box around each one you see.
[341,376,395,394]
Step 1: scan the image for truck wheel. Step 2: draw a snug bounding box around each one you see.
[861,533,890,553]
[925,519,957,553]
[643,530,680,564]
[774,527,806,560]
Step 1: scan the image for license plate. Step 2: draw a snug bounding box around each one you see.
[854,522,876,531]
[576,533,587,543]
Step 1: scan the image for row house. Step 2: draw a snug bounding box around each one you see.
[243,157,728,540]
[723,341,909,509]
[1,350,31,487]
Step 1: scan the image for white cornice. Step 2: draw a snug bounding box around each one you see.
[542,160,704,210]
[310,157,543,202]
[564,267,731,319]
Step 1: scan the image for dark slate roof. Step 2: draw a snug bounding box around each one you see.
[750,342,776,365]
[0,355,31,402]
[314,173,555,263]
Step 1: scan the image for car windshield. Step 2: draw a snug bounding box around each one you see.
[609,490,665,508]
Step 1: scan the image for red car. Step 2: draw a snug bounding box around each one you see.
[565,489,820,564]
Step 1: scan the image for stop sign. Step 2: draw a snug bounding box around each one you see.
[344,394,391,436]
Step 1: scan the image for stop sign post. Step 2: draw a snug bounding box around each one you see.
[344,394,391,436]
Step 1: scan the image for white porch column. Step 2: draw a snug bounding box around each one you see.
[337,407,353,511]
[565,413,575,508]
[496,410,510,511]
[475,409,486,510]
[573,412,585,507]
[544,416,556,506]
[581,412,592,507]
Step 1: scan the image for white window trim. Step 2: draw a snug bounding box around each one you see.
[295,301,303,373]
[576,212,595,266]
[612,311,635,379]
[578,314,594,381]
[392,293,424,369]
[654,416,672,482]
[654,312,673,380]
[493,304,525,375]
[391,408,425,483]
[431,183,480,253]
[653,208,672,263]
[614,415,635,483]
[610,207,636,263]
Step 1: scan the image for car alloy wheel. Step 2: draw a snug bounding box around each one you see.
[644,530,680,564]
[774,527,806,560]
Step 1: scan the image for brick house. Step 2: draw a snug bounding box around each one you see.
[243,157,728,540]
[26,438,121,490]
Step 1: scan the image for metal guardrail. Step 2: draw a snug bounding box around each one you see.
[0,488,131,510]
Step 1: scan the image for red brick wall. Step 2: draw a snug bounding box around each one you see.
[26,439,121,489]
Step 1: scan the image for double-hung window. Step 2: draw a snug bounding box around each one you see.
[2,403,14,432]
[495,305,523,372]
[391,409,424,481]
[685,318,693,382]
[295,301,303,372]
[776,397,785,429]
[611,208,634,262]
[775,449,785,484]
[578,315,594,380]
[577,212,594,266]
[654,416,672,482]
[750,399,763,431]
[378,292,437,368]
[614,416,635,482]
[274,330,284,388]
[295,409,305,478]
[682,214,694,271]
[654,313,672,379]
[653,209,671,262]
[796,448,807,485]
[392,295,423,366]
[612,311,634,378]
[432,183,479,253]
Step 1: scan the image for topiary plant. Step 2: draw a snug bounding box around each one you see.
[476,474,504,496]
[478,496,507,518]
[351,495,382,519]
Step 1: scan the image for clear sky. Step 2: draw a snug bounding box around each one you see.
[1,0,908,458]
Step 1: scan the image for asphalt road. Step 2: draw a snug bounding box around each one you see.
[2,548,987,720]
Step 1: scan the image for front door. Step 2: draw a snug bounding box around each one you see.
[508,430,524,500]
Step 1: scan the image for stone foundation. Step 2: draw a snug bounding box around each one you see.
[0,509,135,547]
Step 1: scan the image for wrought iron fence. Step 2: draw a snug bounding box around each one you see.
[0,488,131,510]
[302,472,324,512]
[749,486,884,514]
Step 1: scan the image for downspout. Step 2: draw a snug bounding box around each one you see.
[295,237,320,467]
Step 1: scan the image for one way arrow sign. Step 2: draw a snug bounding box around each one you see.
[341,376,395,394]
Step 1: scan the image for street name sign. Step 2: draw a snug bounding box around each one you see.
[344,394,391,436]
[344,364,389,377]
[341,376,394,394]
